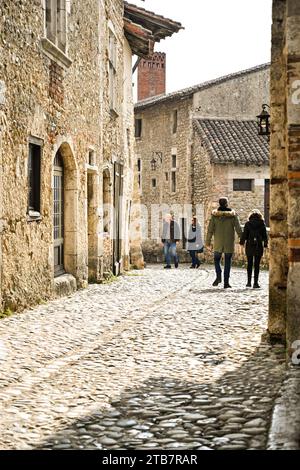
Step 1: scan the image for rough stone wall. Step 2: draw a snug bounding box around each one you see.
[0,0,143,310]
[121,38,144,271]
[99,0,125,274]
[0,0,103,310]
[284,0,300,351]
[269,0,289,340]
[269,0,300,352]
[193,67,270,120]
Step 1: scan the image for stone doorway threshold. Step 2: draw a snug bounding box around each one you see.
[54,273,77,298]
[267,365,300,449]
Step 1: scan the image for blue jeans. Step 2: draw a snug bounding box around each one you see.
[164,242,179,266]
[214,252,233,284]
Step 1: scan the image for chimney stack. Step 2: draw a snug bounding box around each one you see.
[137,52,166,101]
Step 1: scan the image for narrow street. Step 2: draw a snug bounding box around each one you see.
[0,266,285,450]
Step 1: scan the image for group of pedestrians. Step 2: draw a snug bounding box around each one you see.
[161,197,268,289]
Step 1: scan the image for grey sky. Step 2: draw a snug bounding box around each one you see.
[133,0,272,95]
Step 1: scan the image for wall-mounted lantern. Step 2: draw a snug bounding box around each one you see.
[151,157,157,171]
[150,151,163,170]
[257,104,270,137]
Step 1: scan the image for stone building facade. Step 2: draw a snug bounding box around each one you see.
[268,0,300,353]
[135,64,270,263]
[0,1,181,312]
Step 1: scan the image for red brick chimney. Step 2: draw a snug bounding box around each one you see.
[137,52,166,101]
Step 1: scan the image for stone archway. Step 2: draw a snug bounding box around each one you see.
[53,141,79,279]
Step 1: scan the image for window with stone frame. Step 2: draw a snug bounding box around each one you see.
[172,110,178,134]
[152,178,157,189]
[233,179,254,192]
[171,170,176,192]
[28,141,42,215]
[109,30,117,112]
[137,158,142,190]
[45,0,67,53]
[172,154,177,168]
[135,119,142,138]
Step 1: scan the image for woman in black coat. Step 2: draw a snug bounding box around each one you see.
[240,210,268,288]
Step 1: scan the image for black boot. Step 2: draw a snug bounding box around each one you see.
[253,279,261,289]
[246,276,252,288]
[212,277,222,286]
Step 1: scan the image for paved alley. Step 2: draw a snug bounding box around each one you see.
[0,265,286,450]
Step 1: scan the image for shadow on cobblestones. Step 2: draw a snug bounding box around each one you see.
[36,340,286,451]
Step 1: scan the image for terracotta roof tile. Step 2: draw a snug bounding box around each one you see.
[194,118,269,166]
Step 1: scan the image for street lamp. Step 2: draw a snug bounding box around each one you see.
[257,104,270,137]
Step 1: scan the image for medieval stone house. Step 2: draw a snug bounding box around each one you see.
[134,61,270,262]
[0,1,182,311]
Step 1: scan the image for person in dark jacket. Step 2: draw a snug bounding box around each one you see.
[187,216,204,268]
[240,209,268,288]
[161,214,181,269]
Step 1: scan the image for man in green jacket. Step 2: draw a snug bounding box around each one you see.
[206,197,242,288]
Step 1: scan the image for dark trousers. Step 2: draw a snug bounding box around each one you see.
[247,255,262,282]
[214,252,233,284]
[189,250,200,267]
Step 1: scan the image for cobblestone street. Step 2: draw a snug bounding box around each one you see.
[0,265,286,450]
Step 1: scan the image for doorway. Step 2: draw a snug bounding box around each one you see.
[113,162,124,275]
[87,171,99,281]
[53,151,64,276]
